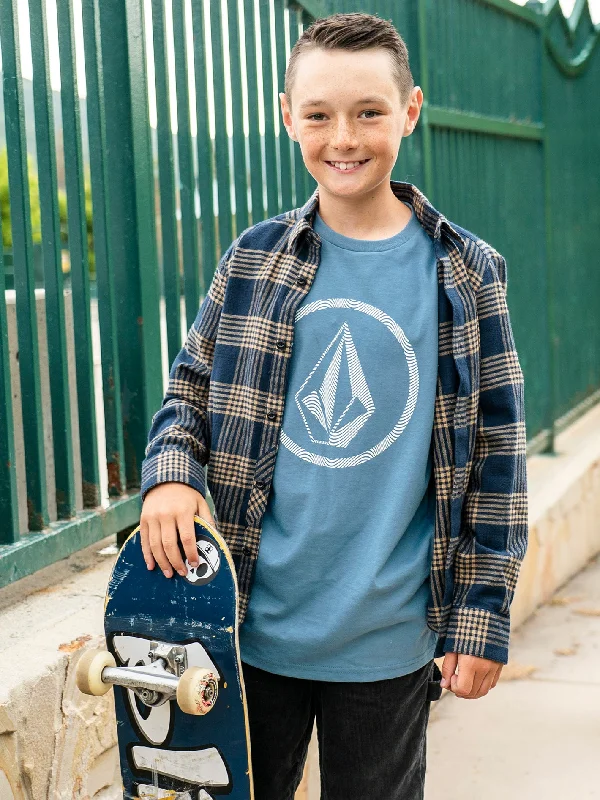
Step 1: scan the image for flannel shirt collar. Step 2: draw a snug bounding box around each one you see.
[286,180,465,255]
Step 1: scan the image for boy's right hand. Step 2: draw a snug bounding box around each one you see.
[139,482,217,579]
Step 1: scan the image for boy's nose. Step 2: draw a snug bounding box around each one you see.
[330,122,359,150]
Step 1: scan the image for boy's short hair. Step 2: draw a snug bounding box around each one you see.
[285,12,415,109]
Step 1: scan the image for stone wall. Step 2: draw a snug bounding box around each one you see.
[1,401,600,799]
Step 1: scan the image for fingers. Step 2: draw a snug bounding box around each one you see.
[177,514,199,569]
[440,652,458,689]
[467,668,487,698]
[476,671,496,698]
[161,518,188,577]
[452,668,496,700]
[449,657,501,699]
[451,666,475,698]
[140,483,205,579]
[148,517,173,578]
[491,664,503,688]
[139,519,155,571]
[143,515,197,578]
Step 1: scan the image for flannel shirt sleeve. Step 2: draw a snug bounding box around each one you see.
[443,251,528,664]
[140,238,238,502]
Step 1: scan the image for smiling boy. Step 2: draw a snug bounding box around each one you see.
[140,11,528,799]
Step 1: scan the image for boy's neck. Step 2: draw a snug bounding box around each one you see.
[314,182,412,241]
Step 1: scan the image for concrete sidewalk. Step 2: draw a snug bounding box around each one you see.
[425,551,600,799]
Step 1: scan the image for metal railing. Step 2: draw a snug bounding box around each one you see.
[0,0,598,585]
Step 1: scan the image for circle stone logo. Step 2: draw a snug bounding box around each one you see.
[280,298,419,468]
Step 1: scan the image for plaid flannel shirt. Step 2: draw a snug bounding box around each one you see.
[141,180,528,665]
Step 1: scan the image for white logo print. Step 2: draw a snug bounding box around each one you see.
[281,298,419,469]
[184,536,221,585]
[297,322,375,448]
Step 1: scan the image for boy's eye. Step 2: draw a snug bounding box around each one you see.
[306,110,381,121]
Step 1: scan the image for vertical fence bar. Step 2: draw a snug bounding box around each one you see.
[0,237,19,542]
[244,0,266,223]
[274,2,293,211]
[259,0,280,216]
[29,0,76,519]
[416,0,433,200]
[57,0,100,507]
[173,0,200,329]
[288,4,305,207]
[540,17,556,453]
[191,0,217,291]
[124,0,163,438]
[300,9,317,197]
[152,0,182,366]
[81,0,126,496]
[0,0,49,530]
[211,0,234,254]
[228,0,250,237]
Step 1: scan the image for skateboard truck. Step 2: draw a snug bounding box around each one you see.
[76,643,220,715]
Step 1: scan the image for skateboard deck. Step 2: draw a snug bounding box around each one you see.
[97,516,253,800]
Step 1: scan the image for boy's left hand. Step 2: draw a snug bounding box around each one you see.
[439,653,503,699]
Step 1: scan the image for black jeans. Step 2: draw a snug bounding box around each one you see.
[242,658,443,800]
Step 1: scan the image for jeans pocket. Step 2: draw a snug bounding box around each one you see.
[426,659,443,701]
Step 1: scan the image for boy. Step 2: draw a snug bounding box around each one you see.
[139,12,528,799]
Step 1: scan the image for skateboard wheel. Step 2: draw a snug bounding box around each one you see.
[176,667,219,715]
[76,649,116,696]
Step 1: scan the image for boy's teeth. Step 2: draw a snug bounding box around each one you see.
[331,160,363,170]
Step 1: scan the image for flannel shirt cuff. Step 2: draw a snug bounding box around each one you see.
[442,605,511,665]
[140,450,207,504]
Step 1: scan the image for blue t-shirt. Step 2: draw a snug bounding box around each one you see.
[239,202,439,681]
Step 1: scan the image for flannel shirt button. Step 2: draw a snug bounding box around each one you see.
[255,479,266,489]
[296,277,307,287]
[243,545,252,557]
[266,411,277,421]
[275,339,286,351]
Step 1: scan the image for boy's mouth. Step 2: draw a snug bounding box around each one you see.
[325,159,370,173]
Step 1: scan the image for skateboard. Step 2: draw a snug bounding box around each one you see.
[76,516,254,800]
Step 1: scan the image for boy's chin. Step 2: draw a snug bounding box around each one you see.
[315,176,376,197]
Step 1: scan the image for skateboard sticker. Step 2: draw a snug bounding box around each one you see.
[184,536,221,585]
[136,787,215,799]
[132,745,230,787]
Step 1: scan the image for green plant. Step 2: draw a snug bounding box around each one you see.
[1,147,94,275]
[0,147,42,249]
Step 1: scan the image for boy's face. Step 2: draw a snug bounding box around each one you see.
[280,47,422,203]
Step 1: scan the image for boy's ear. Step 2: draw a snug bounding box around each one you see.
[403,86,424,137]
[279,92,298,142]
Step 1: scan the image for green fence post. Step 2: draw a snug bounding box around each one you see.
[244,0,266,223]
[0,239,19,542]
[211,0,234,254]
[0,0,49,530]
[191,0,218,292]
[416,0,434,200]
[57,0,101,508]
[228,0,250,237]
[29,0,76,519]
[95,0,163,489]
[259,0,280,217]
[540,8,556,454]
[151,0,183,367]
[82,0,126,496]
[172,0,201,329]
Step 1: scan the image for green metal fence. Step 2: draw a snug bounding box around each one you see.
[0,0,598,586]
